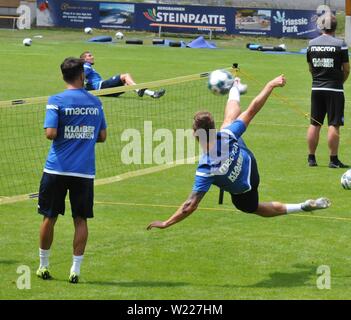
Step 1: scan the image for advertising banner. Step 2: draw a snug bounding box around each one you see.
[37,0,135,30]
[36,0,323,39]
[135,3,230,35]
[234,8,322,38]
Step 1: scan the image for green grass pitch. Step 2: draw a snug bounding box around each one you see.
[1,28,351,299]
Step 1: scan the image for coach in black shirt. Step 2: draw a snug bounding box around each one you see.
[306,14,350,168]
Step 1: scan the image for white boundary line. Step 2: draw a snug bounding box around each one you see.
[94,200,351,223]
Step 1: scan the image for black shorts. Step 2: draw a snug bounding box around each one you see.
[100,75,125,97]
[230,152,260,213]
[310,90,345,126]
[38,172,94,219]
[100,75,124,89]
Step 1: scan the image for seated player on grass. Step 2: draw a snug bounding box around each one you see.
[80,51,166,99]
[147,75,331,230]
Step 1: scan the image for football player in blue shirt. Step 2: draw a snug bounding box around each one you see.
[80,51,166,99]
[147,75,331,230]
[37,57,107,283]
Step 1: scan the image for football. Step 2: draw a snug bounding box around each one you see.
[341,169,351,190]
[84,27,93,34]
[115,31,124,40]
[208,69,234,95]
[23,38,32,46]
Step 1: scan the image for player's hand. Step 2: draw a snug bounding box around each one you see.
[147,221,167,230]
[269,74,286,88]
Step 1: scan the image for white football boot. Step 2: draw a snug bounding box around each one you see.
[301,198,331,212]
[233,77,248,95]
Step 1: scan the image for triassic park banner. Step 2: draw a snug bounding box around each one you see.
[36,0,323,38]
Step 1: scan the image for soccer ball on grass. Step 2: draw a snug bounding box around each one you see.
[208,69,234,95]
[341,169,351,190]
[23,38,32,46]
[115,32,124,40]
[84,27,93,34]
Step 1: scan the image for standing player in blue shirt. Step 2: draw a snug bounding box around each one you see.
[80,51,166,99]
[147,75,331,230]
[37,57,107,283]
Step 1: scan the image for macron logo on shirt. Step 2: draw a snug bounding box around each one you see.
[310,46,336,52]
[65,107,100,116]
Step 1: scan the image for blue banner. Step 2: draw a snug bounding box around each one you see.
[36,0,322,39]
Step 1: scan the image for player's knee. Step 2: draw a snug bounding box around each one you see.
[235,203,258,214]
[242,207,257,214]
[120,73,128,82]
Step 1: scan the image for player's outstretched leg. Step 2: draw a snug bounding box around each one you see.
[120,73,165,99]
[137,88,146,97]
[220,78,248,130]
[151,89,166,99]
[255,197,331,217]
[138,88,166,99]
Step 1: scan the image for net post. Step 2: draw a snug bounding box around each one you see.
[218,188,224,205]
[232,63,239,77]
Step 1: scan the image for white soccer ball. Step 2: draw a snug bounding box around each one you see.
[84,27,93,34]
[208,69,234,95]
[23,38,32,46]
[341,169,351,190]
[115,31,124,40]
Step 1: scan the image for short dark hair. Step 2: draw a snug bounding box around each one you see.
[193,111,215,144]
[60,57,84,83]
[80,51,90,59]
[322,14,337,33]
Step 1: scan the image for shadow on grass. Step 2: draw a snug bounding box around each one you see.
[220,264,316,289]
[85,280,190,288]
[0,260,19,265]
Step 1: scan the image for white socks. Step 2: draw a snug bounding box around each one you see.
[39,249,84,276]
[286,203,303,214]
[228,86,240,103]
[144,89,155,96]
[70,255,84,275]
[39,248,50,268]
[135,89,155,96]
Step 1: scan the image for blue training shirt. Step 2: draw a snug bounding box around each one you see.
[193,120,253,195]
[83,62,102,90]
[44,88,107,179]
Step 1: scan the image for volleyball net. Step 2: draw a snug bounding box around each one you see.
[0,67,236,203]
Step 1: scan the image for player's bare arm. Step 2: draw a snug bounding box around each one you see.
[147,191,206,230]
[342,62,350,83]
[97,129,107,142]
[45,128,57,140]
[238,75,286,127]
